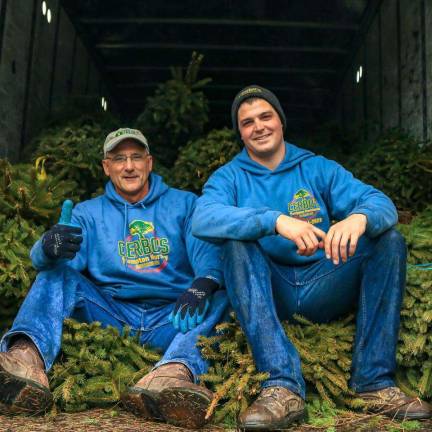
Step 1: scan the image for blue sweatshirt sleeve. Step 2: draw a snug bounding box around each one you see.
[30,205,89,271]
[30,238,62,271]
[184,197,223,285]
[192,167,282,242]
[318,157,398,237]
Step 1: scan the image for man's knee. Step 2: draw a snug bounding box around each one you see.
[36,265,81,281]
[380,228,405,245]
[376,229,407,258]
[33,266,89,302]
[223,239,263,263]
[224,239,249,254]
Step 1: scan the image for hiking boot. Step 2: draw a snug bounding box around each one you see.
[0,338,52,415]
[121,362,213,429]
[238,386,305,431]
[357,386,432,420]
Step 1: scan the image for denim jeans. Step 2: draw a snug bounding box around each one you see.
[222,229,406,399]
[0,266,229,381]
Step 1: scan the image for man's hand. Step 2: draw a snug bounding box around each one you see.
[325,213,367,265]
[42,224,83,259]
[275,215,326,256]
[42,200,83,260]
[169,277,218,334]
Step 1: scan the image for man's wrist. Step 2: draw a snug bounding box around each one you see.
[204,275,219,284]
[192,276,219,293]
[349,213,368,224]
[275,214,284,234]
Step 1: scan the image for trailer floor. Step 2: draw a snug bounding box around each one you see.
[1,408,432,431]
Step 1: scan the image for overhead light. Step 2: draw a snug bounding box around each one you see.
[42,1,47,16]
[101,97,108,111]
[355,65,364,84]
[47,8,52,23]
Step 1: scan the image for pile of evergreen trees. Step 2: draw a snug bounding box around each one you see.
[0,53,431,426]
[47,207,432,423]
[397,207,432,398]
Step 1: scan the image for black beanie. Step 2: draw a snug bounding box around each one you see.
[231,85,287,139]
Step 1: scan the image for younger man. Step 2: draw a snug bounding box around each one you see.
[193,86,432,430]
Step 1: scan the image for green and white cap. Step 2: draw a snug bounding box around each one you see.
[103,128,150,157]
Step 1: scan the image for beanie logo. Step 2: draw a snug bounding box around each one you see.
[237,87,263,99]
[288,189,322,225]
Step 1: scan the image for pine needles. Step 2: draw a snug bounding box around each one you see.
[0,158,77,332]
[197,319,269,423]
[396,207,432,398]
[50,320,161,412]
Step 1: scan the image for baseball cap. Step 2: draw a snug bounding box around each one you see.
[103,128,150,157]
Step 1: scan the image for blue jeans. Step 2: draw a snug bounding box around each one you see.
[0,266,229,381]
[222,229,406,399]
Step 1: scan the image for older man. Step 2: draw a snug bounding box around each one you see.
[192,85,432,430]
[0,128,227,429]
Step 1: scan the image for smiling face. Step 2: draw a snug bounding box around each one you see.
[102,139,153,203]
[237,98,285,169]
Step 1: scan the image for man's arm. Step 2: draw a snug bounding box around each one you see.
[193,167,327,256]
[170,196,224,333]
[192,168,282,242]
[318,157,398,264]
[186,197,224,284]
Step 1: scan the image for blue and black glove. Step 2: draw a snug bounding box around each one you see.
[42,200,83,260]
[169,277,219,334]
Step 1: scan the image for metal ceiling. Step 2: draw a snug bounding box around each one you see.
[61,0,376,131]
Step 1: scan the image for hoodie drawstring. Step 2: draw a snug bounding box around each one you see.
[123,203,128,269]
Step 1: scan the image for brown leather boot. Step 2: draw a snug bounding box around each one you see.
[239,386,305,431]
[121,362,213,429]
[357,386,432,419]
[0,337,52,415]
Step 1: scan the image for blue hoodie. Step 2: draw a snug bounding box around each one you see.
[31,174,222,304]
[192,142,398,265]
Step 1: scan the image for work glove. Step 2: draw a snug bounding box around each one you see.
[42,200,83,260]
[169,277,219,334]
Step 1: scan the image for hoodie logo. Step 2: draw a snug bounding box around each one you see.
[288,189,322,224]
[118,220,169,272]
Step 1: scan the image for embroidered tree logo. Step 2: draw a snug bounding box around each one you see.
[129,220,155,239]
[294,189,309,200]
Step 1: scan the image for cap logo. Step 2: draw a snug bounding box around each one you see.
[113,128,140,138]
[237,87,263,99]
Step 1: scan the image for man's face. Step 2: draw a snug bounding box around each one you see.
[102,139,153,203]
[237,99,284,163]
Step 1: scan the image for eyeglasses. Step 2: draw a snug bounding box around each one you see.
[105,153,148,165]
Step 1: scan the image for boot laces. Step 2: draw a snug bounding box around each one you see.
[9,339,43,369]
[258,387,294,407]
[380,386,409,404]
